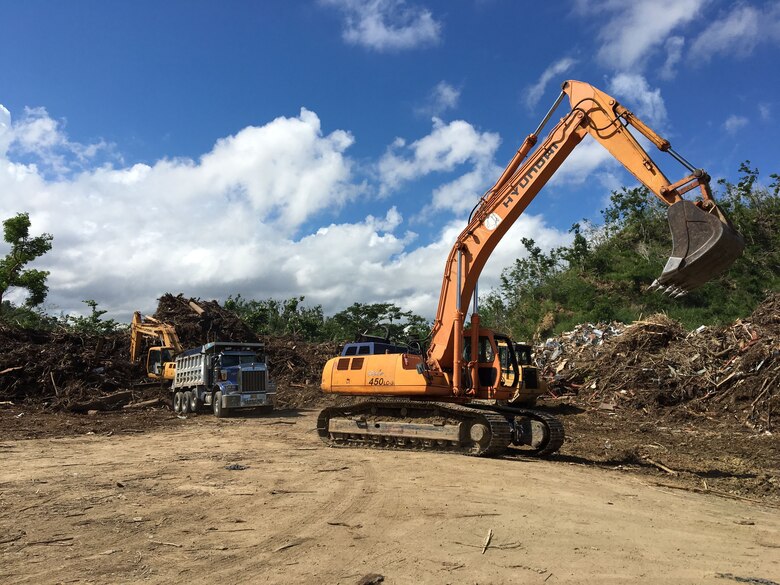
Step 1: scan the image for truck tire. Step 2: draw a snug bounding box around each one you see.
[213,391,226,418]
[173,391,183,414]
[181,391,192,415]
[189,391,201,414]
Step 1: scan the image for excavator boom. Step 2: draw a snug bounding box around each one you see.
[426,79,744,372]
[129,312,183,381]
[318,80,744,459]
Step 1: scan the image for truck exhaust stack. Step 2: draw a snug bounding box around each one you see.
[653,200,745,295]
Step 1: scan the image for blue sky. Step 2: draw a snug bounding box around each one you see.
[1,0,778,319]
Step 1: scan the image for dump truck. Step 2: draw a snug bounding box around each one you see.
[171,341,276,417]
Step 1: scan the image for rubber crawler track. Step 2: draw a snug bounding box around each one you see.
[317,400,512,457]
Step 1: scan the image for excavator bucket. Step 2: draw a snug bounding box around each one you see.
[655,201,745,294]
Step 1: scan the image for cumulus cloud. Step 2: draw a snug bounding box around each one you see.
[417,81,461,117]
[659,36,685,80]
[575,0,706,71]
[1,105,115,176]
[0,102,570,321]
[322,0,442,51]
[608,74,668,126]
[723,114,749,134]
[689,3,780,62]
[525,57,577,109]
[377,117,500,201]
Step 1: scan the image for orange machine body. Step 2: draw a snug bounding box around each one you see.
[322,80,743,404]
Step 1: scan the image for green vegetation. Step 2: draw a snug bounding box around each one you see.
[64,300,125,335]
[0,212,53,312]
[225,295,430,344]
[480,163,780,341]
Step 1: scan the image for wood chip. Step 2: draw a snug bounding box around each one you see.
[482,528,493,554]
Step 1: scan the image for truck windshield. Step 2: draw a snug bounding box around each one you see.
[220,354,258,368]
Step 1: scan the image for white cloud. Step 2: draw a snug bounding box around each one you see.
[758,103,771,121]
[608,74,668,126]
[689,4,762,61]
[723,114,749,134]
[659,36,685,80]
[3,106,115,176]
[0,102,572,321]
[525,57,577,109]
[377,117,500,197]
[577,0,706,71]
[0,105,11,156]
[549,137,618,187]
[322,0,442,51]
[418,81,460,117]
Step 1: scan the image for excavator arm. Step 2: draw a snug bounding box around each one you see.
[129,311,183,363]
[427,80,744,379]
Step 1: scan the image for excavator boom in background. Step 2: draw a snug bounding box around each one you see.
[319,80,745,458]
[129,311,183,382]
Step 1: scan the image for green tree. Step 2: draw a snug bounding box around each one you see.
[481,163,780,340]
[0,212,53,311]
[65,300,124,335]
[323,302,430,343]
[225,295,326,340]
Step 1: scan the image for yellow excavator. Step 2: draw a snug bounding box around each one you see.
[318,80,745,457]
[129,312,183,382]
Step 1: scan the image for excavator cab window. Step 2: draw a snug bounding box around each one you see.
[160,348,174,364]
[496,335,520,390]
[464,335,499,388]
[147,349,162,376]
[514,344,532,366]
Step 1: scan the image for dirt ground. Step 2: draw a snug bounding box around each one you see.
[1,402,778,585]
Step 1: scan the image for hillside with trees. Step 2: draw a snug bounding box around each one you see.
[480,163,780,342]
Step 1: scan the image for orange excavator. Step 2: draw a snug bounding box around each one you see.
[318,80,744,457]
[129,311,183,382]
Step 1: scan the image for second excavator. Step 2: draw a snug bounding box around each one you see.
[319,80,745,457]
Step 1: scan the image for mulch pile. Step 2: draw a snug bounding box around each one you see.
[540,292,779,431]
[0,326,139,411]
[0,293,337,412]
[1,291,777,430]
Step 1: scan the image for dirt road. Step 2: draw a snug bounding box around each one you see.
[1,409,778,585]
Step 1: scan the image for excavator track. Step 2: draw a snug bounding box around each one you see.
[317,399,512,457]
[473,404,565,457]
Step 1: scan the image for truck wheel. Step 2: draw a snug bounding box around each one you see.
[213,391,225,418]
[181,391,192,415]
[173,391,183,414]
[189,391,201,413]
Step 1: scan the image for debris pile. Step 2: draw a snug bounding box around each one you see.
[152,293,259,346]
[538,321,626,380]
[543,293,779,431]
[265,338,339,408]
[0,326,142,410]
[0,293,337,412]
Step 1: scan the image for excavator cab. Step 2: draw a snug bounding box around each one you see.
[145,346,177,380]
[658,200,745,294]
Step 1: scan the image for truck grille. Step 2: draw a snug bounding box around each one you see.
[242,370,266,392]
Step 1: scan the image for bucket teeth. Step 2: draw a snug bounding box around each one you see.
[648,280,688,297]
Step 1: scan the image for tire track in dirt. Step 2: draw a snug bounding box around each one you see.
[188,437,382,583]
